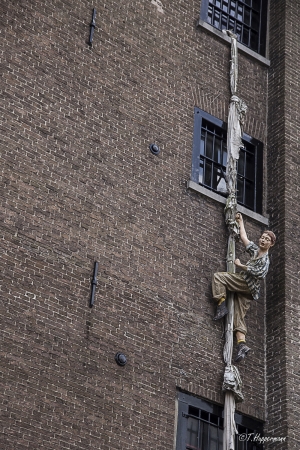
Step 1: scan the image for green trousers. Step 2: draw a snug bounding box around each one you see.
[212,272,253,336]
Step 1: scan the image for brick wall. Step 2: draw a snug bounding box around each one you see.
[266,0,300,448]
[0,0,270,448]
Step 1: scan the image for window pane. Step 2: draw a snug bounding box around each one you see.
[237,150,245,176]
[189,406,200,417]
[237,177,244,204]
[223,1,228,13]
[229,18,235,31]
[201,410,209,421]
[214,137,222,164]
[208,6,213,23]
[237,425,247,434]
[242,27,250,45]
[217,171,227,193]
[200,421,209,449]
[214,10,221,27]
[237,4,243,21]
[199,158,204,184]
[236,23,242,41]
[236,426,246,449]
[210,425,220,450]
[206,133,214,159]
[236,435,244,450]
[206,121,215,133]
[251,10,260,31]
[244,7,251,25]
[250,30,258,52]
[215,0,221,8]
[229,1,236,17]
[245,0,251,5]
[245,179,255,209]
[252,0,260,11]
[245,152,255,181]
[204,161,212,187]
[187,417,199,448]
[210,413,219,425]
[222,145,227,166]
[221,13,228,29]
[212,165,220,190]
[200,135,205,155]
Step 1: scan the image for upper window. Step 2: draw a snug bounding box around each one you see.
[191,108,263,214]
[200,0,268,56]
[176,391,264,450]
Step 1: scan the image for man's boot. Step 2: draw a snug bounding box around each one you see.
[213,302,229,321]
[234,343,251,363]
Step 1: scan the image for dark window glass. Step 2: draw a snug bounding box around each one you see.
[245,151,255,180]
[187,416,199,448]
[252,0,260,10]
[201,410,209,421]
[177,392,264,450]
[208,5,213,23]
[236,22,242,41]
[250,30,259,52]
[252,11,260,31]
[229,17,235,30]
[200,0,268,56]
[191,108,263,214]
[229,1,237,17]
[242,27,250,45]
[237,148,245,175]
[214,10,221,27]
[244,7,251,25]
[221,14,228,29]
[237,4,243,20]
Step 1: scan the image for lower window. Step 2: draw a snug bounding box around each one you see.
[176,391,263,450]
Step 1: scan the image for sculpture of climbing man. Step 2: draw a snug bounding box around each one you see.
[212,213,276,363]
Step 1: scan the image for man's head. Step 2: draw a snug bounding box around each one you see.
[259,231,276,251]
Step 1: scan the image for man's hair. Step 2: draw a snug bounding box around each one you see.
[263,230,276,245]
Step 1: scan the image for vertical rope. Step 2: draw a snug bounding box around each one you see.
[222,32,247,450]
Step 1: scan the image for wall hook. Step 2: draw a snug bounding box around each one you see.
[90,261,98,308]
[88,8,96,46]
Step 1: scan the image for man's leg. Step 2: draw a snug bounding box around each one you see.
[233,291,252,362]
[212,272,253,362]
[212,272,229,320]
[212,272,251,321]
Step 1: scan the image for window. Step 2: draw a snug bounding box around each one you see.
[191,108,263,214]
[176,391,264,450]
[200,0,268,56]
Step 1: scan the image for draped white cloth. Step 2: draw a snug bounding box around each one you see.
[223,393,238,450]
[222,32,247,450]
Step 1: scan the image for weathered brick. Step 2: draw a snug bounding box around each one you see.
[0,0,295,449]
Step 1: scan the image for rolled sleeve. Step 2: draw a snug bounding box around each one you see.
[246,259,269,279]
[245,241,258,257]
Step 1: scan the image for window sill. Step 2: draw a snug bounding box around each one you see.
[197,19,270,67]
[187,180,269,225]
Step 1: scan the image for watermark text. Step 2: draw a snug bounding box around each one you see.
[238,433,287,444]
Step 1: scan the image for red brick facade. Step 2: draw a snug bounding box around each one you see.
[0,0,298,449]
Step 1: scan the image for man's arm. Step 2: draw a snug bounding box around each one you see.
[234,258,248,271]
[235,213,250,247]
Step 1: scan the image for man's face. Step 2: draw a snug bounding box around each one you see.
[259,233,273,251]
